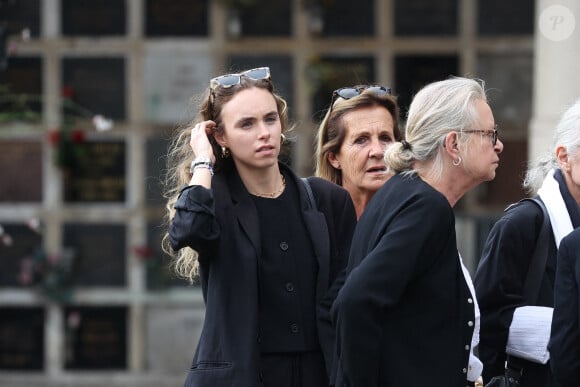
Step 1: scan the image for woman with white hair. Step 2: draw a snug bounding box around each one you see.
[475,99,580,387]
[332,77,503,387]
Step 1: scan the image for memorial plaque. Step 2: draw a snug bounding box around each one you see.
[146,222,190,289]
[236,0,291,37]
[63,223,126,286]
[61,0,126,36]
[63,140,126,203]
[317,0,374,37]
[0,0,41,38]
[145,0,208,36]
[0,223,43,287]
[62,58,126,120]
[478,0,534,36]
[146,306,202,373]
[308,57,375,121]
[64,306,127,369]
[394,55,459,119]
[0,57,43,117]
[395,0,458,36]
[0,307,44,370]
[0,140,42,202]
[143,53,212,123]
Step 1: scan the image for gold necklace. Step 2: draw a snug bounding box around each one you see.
[251,174,286,198]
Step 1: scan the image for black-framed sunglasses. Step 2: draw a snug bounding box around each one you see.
[463,125,499,146]
[330,85,392,107]
[210,67,271,91]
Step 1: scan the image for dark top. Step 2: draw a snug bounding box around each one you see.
[475,169,580,386]
[169,163,357,387]
[251,176,319,352]
[332,173,475,387]
[549,227,580,386]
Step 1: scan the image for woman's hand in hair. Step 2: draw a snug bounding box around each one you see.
[190,120,217,163]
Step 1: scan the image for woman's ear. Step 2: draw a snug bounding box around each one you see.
[556,145,570,172]
[213,129,227,148]
[328,152,341,169]
[443,131,460,158]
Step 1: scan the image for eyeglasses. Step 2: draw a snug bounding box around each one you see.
[463,126,499,146]
[210,67,271,90]
[331,85,392,106]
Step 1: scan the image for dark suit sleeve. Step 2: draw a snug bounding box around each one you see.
[331,192,453,387]
[549,230,580,385]
[474,203,541,381]
[169,185,220,252]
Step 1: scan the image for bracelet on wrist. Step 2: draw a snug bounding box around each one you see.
[190,157,214,176]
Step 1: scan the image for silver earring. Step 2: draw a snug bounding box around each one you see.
[452,157,462,166]
[221,146,230,158]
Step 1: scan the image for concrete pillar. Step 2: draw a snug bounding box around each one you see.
[529,0,580,160]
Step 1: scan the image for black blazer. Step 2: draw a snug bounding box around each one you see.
[549,227,580,386]
[475,199,557,386]
[332,174,475,387]
[170,163,357,387]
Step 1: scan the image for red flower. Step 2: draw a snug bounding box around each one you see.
[133,245,155,260]
[62,86,74,99]
[47,129,61,146]
[70,128,86,144]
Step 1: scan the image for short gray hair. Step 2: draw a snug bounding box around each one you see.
[384,77,487,179]
[523,98,580,194]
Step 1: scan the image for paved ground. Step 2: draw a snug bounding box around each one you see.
[0,374,184,387]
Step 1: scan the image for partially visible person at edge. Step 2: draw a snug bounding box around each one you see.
[162,66,357,387]
[315,84,401,219]
[475,99,580,387]
[550,227,580,386]
[331,77,503,387]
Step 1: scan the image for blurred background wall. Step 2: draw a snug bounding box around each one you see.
[0,0,578,385]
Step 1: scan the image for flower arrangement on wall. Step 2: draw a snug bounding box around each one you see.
[0,219,76,303]
[47,85,113,173]
[0,84,113,172]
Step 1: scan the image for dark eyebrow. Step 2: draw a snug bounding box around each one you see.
[234,116,257,126]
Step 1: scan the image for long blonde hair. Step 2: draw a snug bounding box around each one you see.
[161,75,291,282]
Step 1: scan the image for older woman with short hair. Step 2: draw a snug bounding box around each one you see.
[476,98,580,387]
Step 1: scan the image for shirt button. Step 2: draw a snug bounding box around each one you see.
[290,323,299,333]
[285,282,295,292]
[467,298,473,304]
[467,321,474,327]
[280,242,289,251]
[462,368,467,374]
[465,344,470,350]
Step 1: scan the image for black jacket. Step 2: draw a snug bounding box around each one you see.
[170,163,357,387]
[332,174,475,387]
[549,227,580,386]
[475,199,557,386]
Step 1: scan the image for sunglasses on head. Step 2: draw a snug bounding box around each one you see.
[210,67,271,91]
[334,84,391,99]
[329,85,392,113]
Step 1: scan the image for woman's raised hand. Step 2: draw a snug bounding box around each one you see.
[190,120,217,163]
